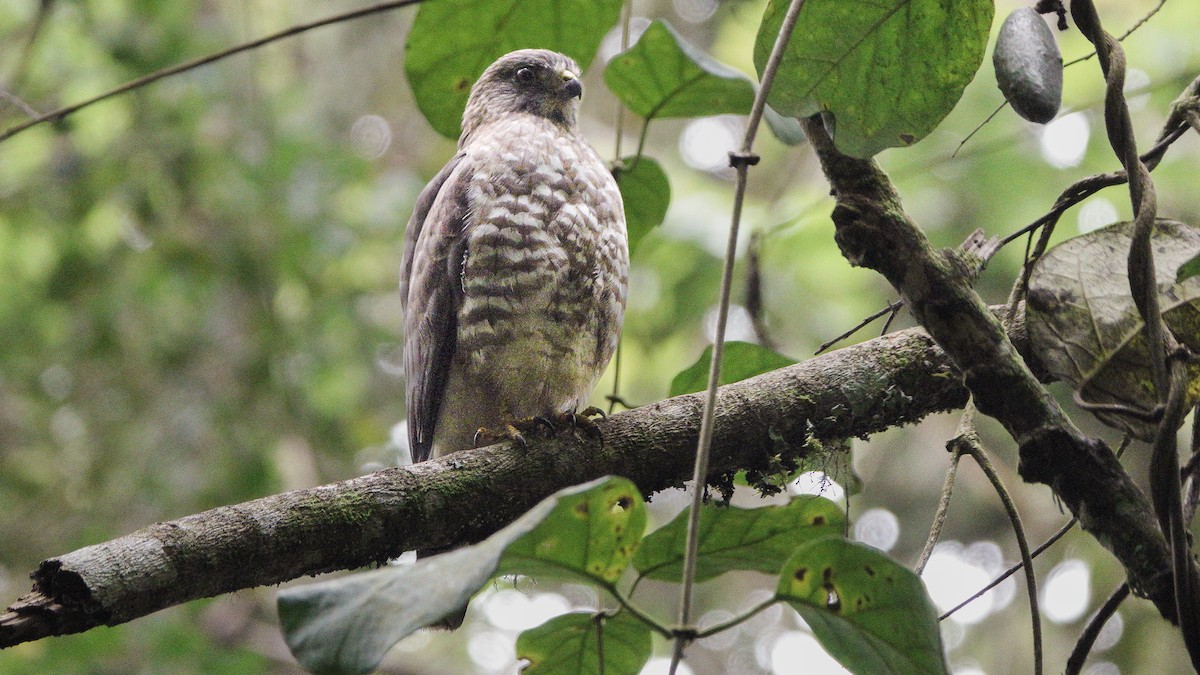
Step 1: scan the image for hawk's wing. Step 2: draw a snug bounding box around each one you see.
[401,153,469,463]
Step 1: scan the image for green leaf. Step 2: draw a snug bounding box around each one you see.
[276,477,642,675]
[499,475,646,583]
[777,537,948,675]
[669,341,797,397]
[615,156,670,255]
[516,611,652,675]
[405,0,624,138]
[753,0,993,158]
[604,20,755,120]
[1178,251,1200,283]
[763,104,808,146]
[1026,218,1200,440]
[634,496,845,583]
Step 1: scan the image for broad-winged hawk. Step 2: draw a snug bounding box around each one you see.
[401,49,629,463]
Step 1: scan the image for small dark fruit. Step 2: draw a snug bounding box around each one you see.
[994,7,1063,124]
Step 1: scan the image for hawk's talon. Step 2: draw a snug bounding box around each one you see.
[551,409,604,443]
[531,416,557,434]
[473,424,529,449]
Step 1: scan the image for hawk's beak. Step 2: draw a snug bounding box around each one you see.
[560,70,582,99]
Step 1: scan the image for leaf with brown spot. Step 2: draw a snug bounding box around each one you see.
[776,537,947,674]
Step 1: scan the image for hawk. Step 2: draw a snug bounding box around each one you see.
[401,49,629,464]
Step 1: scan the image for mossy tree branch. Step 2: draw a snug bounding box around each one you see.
[798,115,1188,623]
[1,325,963,648]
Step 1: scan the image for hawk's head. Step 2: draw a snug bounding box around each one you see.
[461,50,583,142]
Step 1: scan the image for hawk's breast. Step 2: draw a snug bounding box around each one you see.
[454,115,627,412]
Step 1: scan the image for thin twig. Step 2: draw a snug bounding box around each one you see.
[694,597,778,638]
[1,0,56,110]
[1187,402,1200,523]
[952,415,1043,674]
[669,0,808,671]
[607,0,633,417]
[999,106,1192,309]
[914,452,960,575]
[0,90,40,118]
[0,0,426,144]
[1065,583,1131,675]
[606,586,673,639]
[746,231,777,349]
[1062,0,1168,68]
[941,436,1132,623]
[914,407,970,575]
[612,0,632,162]
[815,300,902,355]
[952,101,1007,158]
[939,518,1076,621]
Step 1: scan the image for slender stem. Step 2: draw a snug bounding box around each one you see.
[669,1,807,671]
[694,597,778,638]
[814,299,903,355]
[915,440,963,575]
[632,117,652,165]
[940,436,1132,621]
[606,0,633,417]
[940,518,1076,621]
[594,611,607,675]
[1065,583,1131,675]
[959,441,1042,675]
[607,343,624,416]
[612,0,632,162]
[0,0,56,106]
[0,0,427,143]
[1062,0,1168,68]
[607,586,673,639]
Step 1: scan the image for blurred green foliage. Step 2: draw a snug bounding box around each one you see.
[1,0,1199,672]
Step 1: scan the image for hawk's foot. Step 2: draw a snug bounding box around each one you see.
[552,407,605,444]
[472,417,555,449]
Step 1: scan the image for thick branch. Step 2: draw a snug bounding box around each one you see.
[1,326,964,647]
[799,117,1183,622]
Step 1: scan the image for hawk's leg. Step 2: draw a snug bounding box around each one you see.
[472,408,606,448]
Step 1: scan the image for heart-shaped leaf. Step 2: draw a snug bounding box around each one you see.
[605,20,755,120]
[405,0,623,138]
[669,341,796,397]
[615,156,670,256]
[499,475,646,583]
[634,496,845,583]
[754,0,993,157]
[277,476,644,675]
[777,537,948,674]
[516,611,652,675]
[1026,219,1200,439]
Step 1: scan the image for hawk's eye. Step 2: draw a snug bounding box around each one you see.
[514,67,536,84]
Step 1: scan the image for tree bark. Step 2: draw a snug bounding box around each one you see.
[2,326,964,647]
